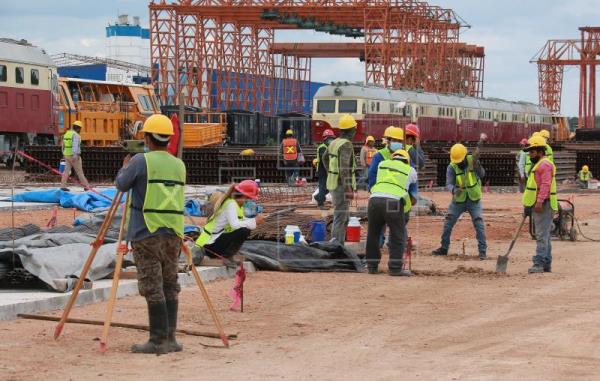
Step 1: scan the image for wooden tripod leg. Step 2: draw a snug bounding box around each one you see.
[54,192,124,339]
[99,193,130,352]
[181,244,229,347]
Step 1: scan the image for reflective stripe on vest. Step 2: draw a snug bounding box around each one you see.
[326,138,356,191]
[366,147,377,166]
[579,171,591,181]
[370,159,412,213]
[450,155,482,203]
[63,130,75,156]
[282,138,298,161]
[522,157,558,211]
[141,151,186,237]
[315,143,327,168]
[195,198,244,247]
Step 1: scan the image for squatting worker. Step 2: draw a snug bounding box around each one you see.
[195,180,264,261]
[404,123,425,170]
[359,135,377,189]
[115,113,186,355]
[517,138,529,193]
[576,165,593,189]
[323,114,357,243]
[432,143,488,260]
[60,120,90,191]
[522,135,557,274]
[314,129,336,207]
[281,129,303,186]
[366,149,417,276]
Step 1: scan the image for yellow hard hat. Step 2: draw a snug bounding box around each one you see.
[450,143,468,164]
[286,129,294,136]
[386,127,404,141]
[383,126,396,139]
[531,132,540,138]
[366,135,375,143]
[524,135,547,151]
[539,129,550,139]
[339,114,357,129]
[240,148,255,156]
[392,149,410,162]
[141,114,174,135]
[583,165,589,172]
[73,120,83,128]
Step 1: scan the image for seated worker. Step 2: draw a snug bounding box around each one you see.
[576,165,593,189]
[365,149,417,277]
[195,180,265,261]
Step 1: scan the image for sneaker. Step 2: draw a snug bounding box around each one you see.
[479,252,487,261]
[60,187,70,192]
[431,247,448,256]
[528,264,544,274]
[389,268,412,277]
[543,264,552,273]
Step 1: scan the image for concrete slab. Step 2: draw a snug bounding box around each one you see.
[0,262,255,321]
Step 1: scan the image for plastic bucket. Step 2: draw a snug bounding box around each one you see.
[309,220,327,242]
[58,160,66,174]
[293,231,301,243]
[346,216,361,242]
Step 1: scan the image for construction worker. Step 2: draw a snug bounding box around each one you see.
[323,114,357,243]
[359,135,377,190]
[432,143,487,260]
[60,121,90,191]
[538,129,554,163]
[522,135,557,273]
[314,129,336,207]
[404,123,425,170]
[281,129,303,185]
[366,149,417,276]
[517,138,529,193]
[576,165,593,189]
[367,126,404,190]
[195,180,264,260]
[115,114,186,354]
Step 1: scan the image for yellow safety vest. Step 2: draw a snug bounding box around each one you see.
[370,159,412,213]
[450,155,482,203]
[522,157,558,211]
[195,198,244,247]
[579,171,591,182]
[315,143,327,168]
[378,147,392,161]
[326,138,356,191]
[139,151,186,236]
[63,130,75,156]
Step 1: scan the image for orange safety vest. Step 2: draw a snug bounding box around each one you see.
[366,147,377,166]
[282,138,298,161]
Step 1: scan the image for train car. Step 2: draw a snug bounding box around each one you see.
[0,38,58,161]
[57,77,159,145]
[311,83,554,144]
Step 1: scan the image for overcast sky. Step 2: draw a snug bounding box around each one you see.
[3,0,599,116]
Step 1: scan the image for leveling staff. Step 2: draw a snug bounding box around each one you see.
[116,114,186,355]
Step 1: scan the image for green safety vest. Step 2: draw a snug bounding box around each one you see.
[195,198,244,247]
[370,159,412,213]
[326,138,356,191]
[523,157,558,211]
[378,147,392,161]
[63,130,75,156]
[545,145,554,163]
[315,143,327,168]
[579,171,591,182]
[138,151,186,237]
[450,155,482,203]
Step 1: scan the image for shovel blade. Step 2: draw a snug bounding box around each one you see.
[496,255,509,273]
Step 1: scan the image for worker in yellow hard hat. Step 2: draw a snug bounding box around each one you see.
[576,164,593,189]
[432,143,487,260]
[367,126,404,190]
[115,113,186,354]
[323,114,358,243]
[60,120,91,191]
[538,129,554,163]
[523,131,553,186]
[522,134,556,273]
[281,129,303,186]
[358,135,377,190]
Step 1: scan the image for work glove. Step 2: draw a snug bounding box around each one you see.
[523,206,532,217]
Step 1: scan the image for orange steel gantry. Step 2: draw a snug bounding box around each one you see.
[149,0,483,114]
[531,26,600,129]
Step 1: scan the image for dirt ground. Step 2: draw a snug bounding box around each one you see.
[2,189,600,380]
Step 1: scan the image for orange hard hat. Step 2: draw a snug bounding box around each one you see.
[234,180,259,200]
[405,123,420,138]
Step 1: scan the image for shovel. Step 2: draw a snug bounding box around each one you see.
[496,214,528,273]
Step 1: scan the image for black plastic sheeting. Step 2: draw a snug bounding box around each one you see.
[240,240,364,272]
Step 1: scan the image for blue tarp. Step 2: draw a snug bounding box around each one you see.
[11,189,203,216]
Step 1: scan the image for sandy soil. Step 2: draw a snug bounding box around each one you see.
[2,190,600,380]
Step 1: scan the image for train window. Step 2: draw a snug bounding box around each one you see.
[316,100,335,113]
[31,69,39,86]
[339,100,357,113]
[138,95,151,111]
[15,67,24,84]
[362,102,366,114]
[0,65,6,82]
[376,102,380,112]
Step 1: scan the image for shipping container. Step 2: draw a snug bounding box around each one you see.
[226,110,258,145]
[279,113,312,145]
[257,114,279,145]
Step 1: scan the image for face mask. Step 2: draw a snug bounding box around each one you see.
[325,138,333,146]
[143,146,149,153]
[389,142,403,152]
[243,200,258,218]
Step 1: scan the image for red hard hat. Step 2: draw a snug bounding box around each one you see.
[322,129,335,139]
[405,123,420,138]
[234,180,259,200]
[520,138,529,145]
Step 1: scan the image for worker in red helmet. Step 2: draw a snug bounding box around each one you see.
[404,123,425,170]
[195,180,265,262]
[314,129,336,207]
[517,137,529,193]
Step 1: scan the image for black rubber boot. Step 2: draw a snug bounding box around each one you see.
[479,252,487,261]
[166,299,183,353]
[367,265,379,275]
[131,301,169,354]
[543,263,552,273]
[528,263,544,274]
[431,247,448,256]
